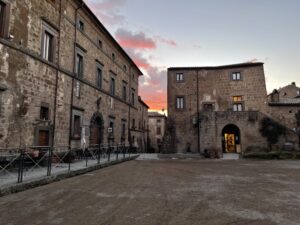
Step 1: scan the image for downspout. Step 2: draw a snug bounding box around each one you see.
[68,2,83,146]
[52,0,62,148]
[197,70,200,154]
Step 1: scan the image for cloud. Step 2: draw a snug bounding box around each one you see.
[85,0,127,26]
[155,36,177,47]
[245,58,259,63]
[115,29,156,50]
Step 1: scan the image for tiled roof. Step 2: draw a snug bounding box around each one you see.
[269,97,300,106]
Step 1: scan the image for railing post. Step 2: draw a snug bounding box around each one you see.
[85,148,88,167]
[97,145,101,164]
[68,146,71,172]
[17,148,25,183]
[123,145,125,159]
[47,146,52,176]
[116,145,119,161]
[108,146,111,162]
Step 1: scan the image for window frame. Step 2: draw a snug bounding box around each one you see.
[41,22,57,63]
[0,1,10,38]
[175,73,184,82]
[176,96,185,109]
[232,96,243,111]
[40,103,50,121]
[110,76,116,96]
[75,48,85,78]
[131,88,135,106]
[77,17,85,32]
[231,72,242,81]
[96,62,103,89]
[122,81,127,101]
[71,109,83,139]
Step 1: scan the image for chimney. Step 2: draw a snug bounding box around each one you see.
[292,82,296,86]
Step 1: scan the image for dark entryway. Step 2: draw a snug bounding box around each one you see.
[222,124,241,153]
[90,113,104,146]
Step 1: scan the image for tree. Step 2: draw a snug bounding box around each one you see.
[259,117,286,149]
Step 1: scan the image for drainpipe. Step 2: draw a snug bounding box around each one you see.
[196,70,200,154]
[68,2,83,146]
[52,0,63,148]
[128,66,132,149]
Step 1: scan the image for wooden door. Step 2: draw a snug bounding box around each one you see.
[38,130,49,146]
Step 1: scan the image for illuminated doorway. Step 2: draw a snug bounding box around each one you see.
[222,124,241,153]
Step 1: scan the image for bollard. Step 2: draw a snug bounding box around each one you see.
[17,149,25,183]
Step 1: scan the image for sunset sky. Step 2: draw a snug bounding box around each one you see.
[86,0,300,111]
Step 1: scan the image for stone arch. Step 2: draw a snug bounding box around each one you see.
[221,124,241,153]
[90,112,104,146]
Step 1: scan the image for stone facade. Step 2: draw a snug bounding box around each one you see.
[148,112,167,153]
[167,63,299,155]
[0,0,145,149]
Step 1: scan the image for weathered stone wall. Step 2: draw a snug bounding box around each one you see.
[167,64,299,154]
[0,0,143,148]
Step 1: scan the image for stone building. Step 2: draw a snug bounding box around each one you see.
[268,82,300,144]
[0,0,146,149]
[132,96,149,152]
[167,63,299,155]
[148,112,167,153]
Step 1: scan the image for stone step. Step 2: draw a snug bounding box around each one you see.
[222,153,240,160]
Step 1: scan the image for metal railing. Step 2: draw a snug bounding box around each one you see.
[0,144,138,187]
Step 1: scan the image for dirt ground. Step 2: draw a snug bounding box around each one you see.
[0,159,300,225]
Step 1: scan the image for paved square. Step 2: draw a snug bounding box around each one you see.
[0,159,300,225]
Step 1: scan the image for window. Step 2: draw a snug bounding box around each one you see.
[157,138,161,144]
[203,103,213,112]
[232,96,243,111]
[233,96,242,102]
[41,22,57,63]
[110,77,115,95]
[40,106,49,120]
[121,122,126,138]
[0,1,10,38]
[123,65,127,72]
[231,72,242,81]
[75,81,80,98]
[109,120,114,135]
[73,115,81,138]
[176,97,184,109]
[112,53,115,61]
[42,31,54,62]
[157,126,161,135]
[122,81,127,101]
[157,119,161,123]
[176,73,184,82]
[297,90,300,95]
[75,53,84,78]
[131,88,135,105]
[98,40,102,48]
[132,119,135,129]
[96,67,102,89]
[78,19,84,32]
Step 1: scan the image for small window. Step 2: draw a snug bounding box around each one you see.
[123,65,127,71]
[40,106,49,120]
[0,1,10,38]
[121,122,126,138]
[112,53,115,61]
[131,88,135,105]
[110,77,115,95]
[297,90,300,95]
[233,103,243,112]
[96,67,102,89]
[75,81,80,98]
[157,126,161,135]
[78,19,84,32]
[42,31,54,62]
[233,96,242,102]
[157,119,161,123]
[122,81,127,101]
[231,72,242,81]
[73,115,81,138]
[75,53,84,78]
[176,73,184,82]
[176,97,184,109]
[203,103,213,112]
[132,119,135,129]
[98,39,102,49]
[109,120,114,135]
[157,138,161,144]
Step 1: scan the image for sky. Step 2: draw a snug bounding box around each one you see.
[85,0,300,111]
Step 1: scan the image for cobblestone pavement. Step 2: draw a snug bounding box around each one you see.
[0,159,300,225]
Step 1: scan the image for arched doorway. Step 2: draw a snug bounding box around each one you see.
[90,113,104,147]
[222,124,241,153]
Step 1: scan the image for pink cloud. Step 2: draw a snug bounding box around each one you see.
[115,29,156,50]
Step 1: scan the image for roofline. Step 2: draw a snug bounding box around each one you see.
[168,62,264,71]
[78,0,143,76]
[268,102,300,106]
[148,114,167,118]
[138,96,150,109]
